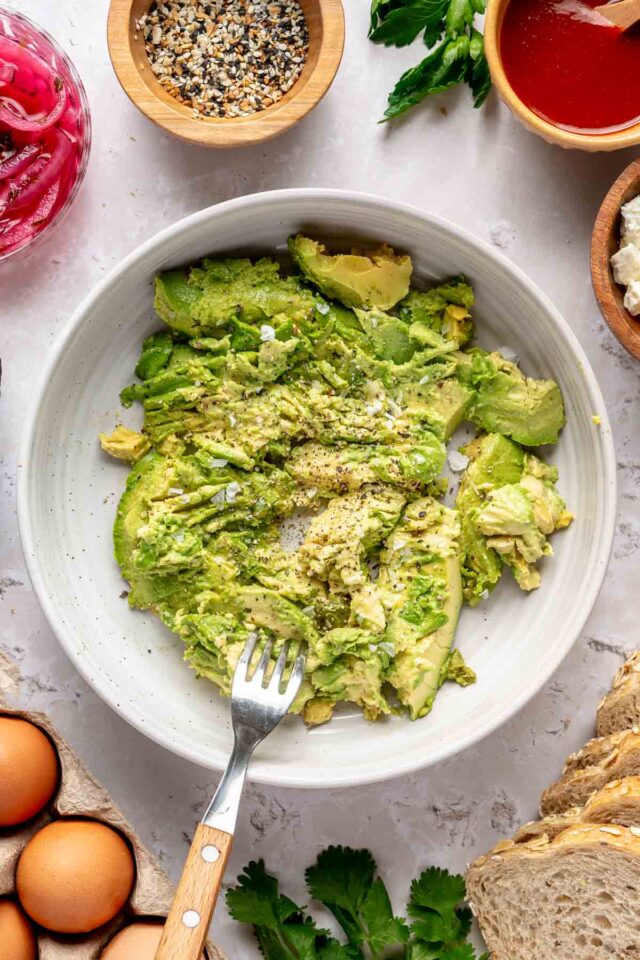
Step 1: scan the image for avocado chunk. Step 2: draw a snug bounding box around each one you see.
[403,378,475,440]
[288,235,412,310]
[471,353,566,446]
[457,436,572,600]
[380,498,464,720]
[299,484,406,593]
[99,425,151,463]
[155,257,316,337]
[474,453,572,592]
[456,433,524,605]
[286,432,446,494]
[309,652,391,722]
[237,586,318,644]
[398,277,475,346]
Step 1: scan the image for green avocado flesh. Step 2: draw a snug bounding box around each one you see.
[101,237,572,725]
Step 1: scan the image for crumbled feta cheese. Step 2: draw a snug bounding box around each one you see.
[315,301,330,315]
[480,589,490,600]
[366,399,383,415]
[210,490,226,506]
[624,279,640,316]
[497,345,519,364]
[228,413,237,427]
[168,486,184,496]
[622,196,640,244]
[307,487,318,498]
[418,374,431,385]
[226,481,241,503]
[208,459,228,469]
[180,494,191,503]
[611,243,640,285]
[379,641,395,658]
[302,606,314,617]
[260,324,276,342]
[448,450,470,473]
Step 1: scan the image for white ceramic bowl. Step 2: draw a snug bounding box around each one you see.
[19,190,616,788]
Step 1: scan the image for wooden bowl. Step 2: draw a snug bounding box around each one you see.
[591,158,640,359]
[107,0,345,148]
[484,0,640,151]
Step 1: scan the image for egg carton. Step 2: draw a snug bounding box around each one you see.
[0,659,225,960]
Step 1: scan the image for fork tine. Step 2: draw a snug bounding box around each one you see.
[269,641,291,690]
[252,638,274,686]
[280,648,306,706]
[236,632,258,678]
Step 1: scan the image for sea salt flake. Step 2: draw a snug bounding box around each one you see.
[226,481,241,503]
[448,450,470,473]
[260,324,276,341]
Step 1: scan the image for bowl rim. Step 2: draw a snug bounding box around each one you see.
[484,0,640,152]
[18,188,617,787]
[106,0,345,147]
[591,157,640,360]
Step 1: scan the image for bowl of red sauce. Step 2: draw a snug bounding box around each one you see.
[0,8,91,263]
[485,0,640,150]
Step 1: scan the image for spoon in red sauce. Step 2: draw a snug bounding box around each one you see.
[596,0,640,29]
[500,0,640,132]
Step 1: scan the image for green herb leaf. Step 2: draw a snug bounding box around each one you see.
[361,878,411,952]
[383,36,470,120]
[227,860,352,960]
[466,31,491,107]
[370,0,448,47]
[306,846,409,955]
[408,866,470,943]
[444,0,476,36]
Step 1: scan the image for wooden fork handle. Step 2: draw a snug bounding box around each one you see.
[156,823,234,960]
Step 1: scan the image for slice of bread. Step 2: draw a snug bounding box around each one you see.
[515,776,640,843]
[564,730,631,775]
[540,730,640,816]
[466,823,640,960]
[597,652,640,737]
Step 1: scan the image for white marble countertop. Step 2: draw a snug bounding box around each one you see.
[1,0,639,955]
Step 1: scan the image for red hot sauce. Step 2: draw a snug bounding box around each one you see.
[500,0,640,132]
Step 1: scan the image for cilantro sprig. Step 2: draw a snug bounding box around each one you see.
[227,846,487,960]
[369,0,492,120]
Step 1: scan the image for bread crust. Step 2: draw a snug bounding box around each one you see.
[540,731,640,816]
[597,651,640,738]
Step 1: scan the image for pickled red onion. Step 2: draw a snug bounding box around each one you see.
[0,180,59,250]
[5,130,70,211]
[0,59,15,86]
[0,142,40,178]
[0,80,67,131]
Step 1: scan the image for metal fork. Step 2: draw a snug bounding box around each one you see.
[156,635,306,960]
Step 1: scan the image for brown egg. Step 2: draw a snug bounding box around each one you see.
[101,922,205,959]
[17,818,135,933]
[0,717,59,826]
[0,898,37,960]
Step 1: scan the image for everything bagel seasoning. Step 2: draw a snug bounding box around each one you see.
[136,1,310,119]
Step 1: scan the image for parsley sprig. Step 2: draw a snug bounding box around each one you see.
[227,846,487,960]
[369,0,492,120]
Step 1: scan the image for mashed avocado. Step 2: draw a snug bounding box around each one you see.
[102,237,572,725]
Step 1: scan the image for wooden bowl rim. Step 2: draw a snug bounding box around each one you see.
[107,0,345,147]
[484,0,640,152]
[591,158,640,361]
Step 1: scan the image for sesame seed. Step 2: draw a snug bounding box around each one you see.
[139,0,309,119]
